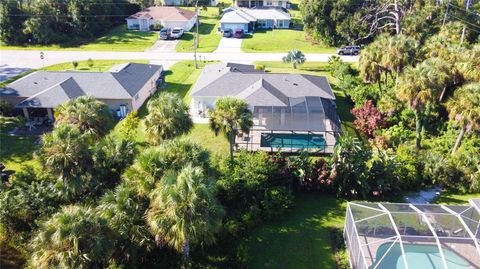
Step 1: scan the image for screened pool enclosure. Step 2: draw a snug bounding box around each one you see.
[344,199,480,269]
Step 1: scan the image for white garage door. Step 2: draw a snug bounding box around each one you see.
[162,21,190,31]
[221,23,247,31]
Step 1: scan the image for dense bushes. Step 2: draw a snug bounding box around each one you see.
[0,0,140,45]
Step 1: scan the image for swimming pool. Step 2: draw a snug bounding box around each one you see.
[371,243,472,269]
[260,133,326,150]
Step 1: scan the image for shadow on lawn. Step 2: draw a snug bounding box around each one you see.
[0,133,37,165]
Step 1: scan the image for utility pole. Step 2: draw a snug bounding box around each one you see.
[442,0,451,27]
[460,0,471,45]
[194,0,199,69]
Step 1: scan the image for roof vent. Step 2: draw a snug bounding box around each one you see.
[293,83,298,86]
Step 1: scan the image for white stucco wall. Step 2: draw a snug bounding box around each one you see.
[161,16,196,31]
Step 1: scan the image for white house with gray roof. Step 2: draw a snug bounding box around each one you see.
[190,63,341,153]
[0,63,163,121]
[220,7,290,32]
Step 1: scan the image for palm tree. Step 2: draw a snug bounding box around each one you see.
[359,41,384,91]
[143,92,193,145]
[146,165,224,260]
[380,34,417,87]
[397,61,443,149]
[282,49,306,69]
[98,184,153,266]
[446,83,480,155]
[38,124,92,197]
[55,96,114,138]
[209,97,252,163]
[30,205,114,269]
[123,139,210,196]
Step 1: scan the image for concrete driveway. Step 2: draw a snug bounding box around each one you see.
[214,37,243,53]
[146,39,179,52]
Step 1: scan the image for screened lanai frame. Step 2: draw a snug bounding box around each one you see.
[344,200,480,269]
[251,96,329,131]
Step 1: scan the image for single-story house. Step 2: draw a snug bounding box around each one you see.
[233,0,288,9]
[219,7,290,32]
[189,63,341,153]
[164,0,217,6]
[126,6,197,31]
[0,63,163,121]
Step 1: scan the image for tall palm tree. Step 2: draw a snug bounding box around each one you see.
[420,58,452,101]
[209,97,253,163]
[380,34,417,87]
[38,124,92,197]
[446,83,480,155]
[98,184,153,266]
[143,92,193,145]
[146,165,225,260]
[30,205,114,269]
[282,49,306,69]
[55,96,114,138]
[123,139,210,196]
[359,41,384,91]
[397,61,443,149]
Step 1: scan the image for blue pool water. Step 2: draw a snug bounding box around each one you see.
[260,133,326,150]
[371,243,472,269]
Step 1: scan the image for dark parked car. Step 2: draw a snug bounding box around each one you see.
[223,29,233,38]
[233,29,244,38]
[337,45,361,55]
[159,28,171,40]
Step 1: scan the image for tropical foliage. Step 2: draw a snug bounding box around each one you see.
[143,92,193,145]
[282,49,306,69]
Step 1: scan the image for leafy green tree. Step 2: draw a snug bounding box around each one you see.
[359,41,385,91]
[92,137,136,189]
[209,97,253,163]
[146,165,224,260]
[282,49,306,69]
[397,60,443,149]
[143,92,192,145]
[123,139,210,196]
[0,1,26,44]
[98,183,154,267]
[38,124,92,197]
[55,96,114,138]
[331,135,371,198]
[446,83,480,155]
[30,205,114,269]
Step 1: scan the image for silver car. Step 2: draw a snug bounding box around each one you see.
[170,27,184,39]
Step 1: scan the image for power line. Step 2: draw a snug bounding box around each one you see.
[448,3,480,17]
[447,13,480,31]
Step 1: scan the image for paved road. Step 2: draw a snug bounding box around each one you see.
[0,50,358,81]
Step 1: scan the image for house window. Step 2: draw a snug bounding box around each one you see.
[278,1,282,6]
[266,0,272,5]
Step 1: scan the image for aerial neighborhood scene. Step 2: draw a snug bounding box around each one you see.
[0,0,479,268]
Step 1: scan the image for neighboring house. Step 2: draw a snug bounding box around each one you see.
[126,6,197,31]
[219,7,290,32]
[233,0,288,8]
[163,0,217,6]
[0,63,163,121]
[189,63,341,153]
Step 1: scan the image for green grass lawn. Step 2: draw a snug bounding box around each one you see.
[242,29,336,53]
[195,194,346,269]
[0,132,40,172]
[433,192,480,205]
[176,7,222,52]
[182,124,229,157]
[0,25,158,52]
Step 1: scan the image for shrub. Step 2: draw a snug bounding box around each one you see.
[378,123,415,148]
[351,100,388,138]
[348,83,380,108]
[0,100,12,116]
[254,64,265,70]
[394,143,423,189]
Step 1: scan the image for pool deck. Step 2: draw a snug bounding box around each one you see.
[236,129,337,154]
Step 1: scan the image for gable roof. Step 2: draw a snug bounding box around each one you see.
[190,63,335,104]
[127,6,196,21]
[219,9,256,23]
[1,63,163,107]
[16,77,85,108]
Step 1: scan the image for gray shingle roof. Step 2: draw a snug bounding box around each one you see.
[190,63,335,102]
[1,63,162,107]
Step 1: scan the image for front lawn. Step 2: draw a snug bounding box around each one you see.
[242,29,336,53]
[0,133,40,172]
[176,7,222,52]
[433,192,480,205]
[0,25,158,52]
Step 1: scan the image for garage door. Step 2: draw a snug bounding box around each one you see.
[162,22,190,31]
[221,23,247,31]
